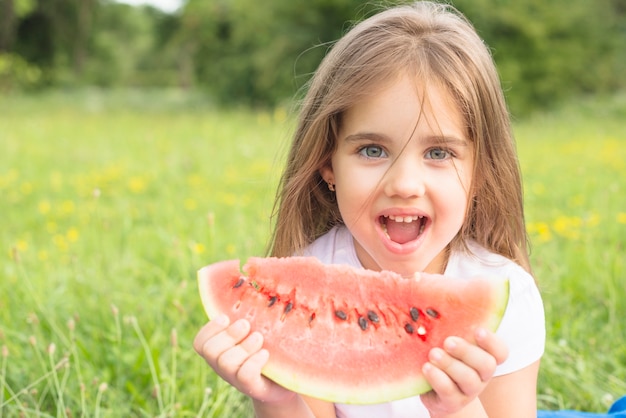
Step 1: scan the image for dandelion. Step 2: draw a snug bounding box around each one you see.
[274,106,287,123]
[220,192,237,206]
[38,199,51,215]
[618,213,626,225]
[191,242,205,254]
[226,243,236,256]
[66,227,79,243]
[20,181,33,195]
[530,182,545,196]
[552,215,583,240]
[527,221,552,243]
[187,174,203,188]
[50,171,63,190]
[15,239,28,252]
[184,197,197,211]
[127,176,147,193]
[60,200,75,215]
[38,250,48,261]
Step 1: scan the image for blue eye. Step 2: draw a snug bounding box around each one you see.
[425,148,450,160]
[359,145,386,158]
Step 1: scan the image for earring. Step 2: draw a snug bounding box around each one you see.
[327,182,335,192]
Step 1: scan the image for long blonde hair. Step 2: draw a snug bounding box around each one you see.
[268,1,531,272]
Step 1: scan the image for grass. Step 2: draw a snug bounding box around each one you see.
[1,88,625,416]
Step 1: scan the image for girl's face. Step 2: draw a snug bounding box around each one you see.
[321,75,473,276]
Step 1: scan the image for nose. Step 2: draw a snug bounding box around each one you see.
[382,153,426,199]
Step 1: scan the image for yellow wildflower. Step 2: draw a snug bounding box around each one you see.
[66,228,79,243]
[38,200,51,215]
[127,176,147,193]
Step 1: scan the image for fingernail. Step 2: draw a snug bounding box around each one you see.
[213,314,229,326]
[475,327,487,340]
[249,331,263,345]
[444,337,457,351]
[430,348,443,362]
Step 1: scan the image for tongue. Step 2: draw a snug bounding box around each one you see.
[385,220,420,244]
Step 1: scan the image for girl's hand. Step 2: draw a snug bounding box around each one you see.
[193,314,296,405]
[420,327,509,417]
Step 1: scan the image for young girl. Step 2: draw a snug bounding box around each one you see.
[194,1,545,417]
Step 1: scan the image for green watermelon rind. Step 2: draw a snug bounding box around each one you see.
[197,261,510,405]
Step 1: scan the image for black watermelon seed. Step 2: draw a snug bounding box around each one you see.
[409,307,420,322]
[268,296,277,307]
[233,278,245,288]
[335,310,347,320]
[358,316,368,331]
[367,310,379,323]
[404,323,414,334]
[284,302,293,315]
[426,308,440,319]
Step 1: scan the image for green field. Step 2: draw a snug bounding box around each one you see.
[1,90,625,417]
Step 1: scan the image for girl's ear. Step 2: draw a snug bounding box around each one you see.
[319,165,334,185]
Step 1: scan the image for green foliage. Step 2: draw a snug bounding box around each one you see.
[6,0,626,113]
[0,52,42,91]
[181,0,379,106]
[453,0,626,114]
[0,90,625,415]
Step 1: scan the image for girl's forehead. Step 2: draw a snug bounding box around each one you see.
[337,74,469,148]
[340,74,465,130]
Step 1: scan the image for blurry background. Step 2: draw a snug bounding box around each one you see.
[1,0,625,115]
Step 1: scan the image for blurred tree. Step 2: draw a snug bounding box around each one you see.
[177,0,379,106]
[454,0,624,113]
[4,0,626,113]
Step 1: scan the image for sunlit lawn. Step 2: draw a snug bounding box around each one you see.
[1,89,625,416]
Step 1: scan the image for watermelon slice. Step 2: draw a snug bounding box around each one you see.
[197,256,509,404]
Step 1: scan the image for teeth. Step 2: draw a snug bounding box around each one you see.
[386,215,421,223]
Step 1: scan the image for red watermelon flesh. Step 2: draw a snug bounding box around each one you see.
[197,256,509,404]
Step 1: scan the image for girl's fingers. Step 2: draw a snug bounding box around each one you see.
[217,331,264,374]
[474,327,509,365]
[439,336,496,383]
[193,314,230,354]
[195,317,252,364]
[427,344,482,397]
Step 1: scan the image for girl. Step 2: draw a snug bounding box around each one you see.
[194,1,545,417]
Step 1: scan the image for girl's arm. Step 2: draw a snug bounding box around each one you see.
[480,360,541,417]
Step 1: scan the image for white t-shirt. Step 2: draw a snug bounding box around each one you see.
[302,226,545,418]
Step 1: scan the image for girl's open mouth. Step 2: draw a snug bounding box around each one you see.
[380,215,427,244]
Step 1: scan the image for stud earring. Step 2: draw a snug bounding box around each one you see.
[327,182,335,192]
